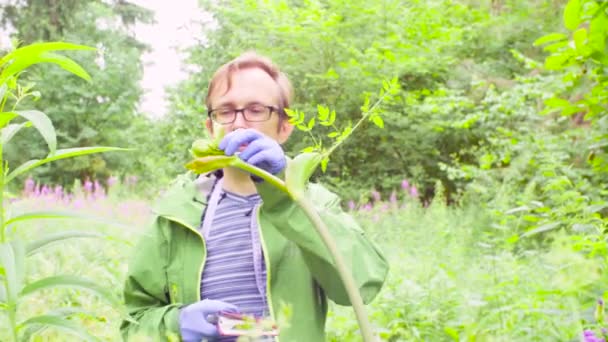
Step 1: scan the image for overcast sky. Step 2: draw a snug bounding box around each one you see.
[0,0,202,118]
[131,0,204,118]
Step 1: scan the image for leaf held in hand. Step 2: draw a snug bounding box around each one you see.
[185,155,237,174]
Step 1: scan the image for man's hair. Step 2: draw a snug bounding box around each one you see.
[205,51,293,116]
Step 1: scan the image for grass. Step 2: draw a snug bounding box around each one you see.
[1,185,605,341]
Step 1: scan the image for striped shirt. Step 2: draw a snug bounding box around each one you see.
[200,189,272,341]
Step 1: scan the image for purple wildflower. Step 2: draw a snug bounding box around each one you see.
[107,175,118,188]
[348,200,356,211]
[409,186,419,198]
[389,191,397,204]
[24,177,35,195]
[84,179,93,194]
[401,179,410,190]
[54,185,63,200]
[371,190,381,202]
[362,203,372,211]
[583,330,606,342]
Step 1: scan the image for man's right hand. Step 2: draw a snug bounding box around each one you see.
[178,299,239,341]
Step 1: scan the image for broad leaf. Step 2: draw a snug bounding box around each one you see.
[533,33,568,46]
[185,155,237,174]
[521,222,562,238]
[5,146,129,183]
[13,110,56,155]
[7,210,102,226]
[19,307,98,341]
[0,111,17,128]
[285,152,323,197]
[0,42,94,82]
[26,231,104,256]
[20,275,118,306]
[1,122,31,145]
[17,314,100,342]
[563,0,581,31]
[36,52,92,82]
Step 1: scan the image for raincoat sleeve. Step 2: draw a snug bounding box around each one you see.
[256,180,389,306]
[120,217,182,341]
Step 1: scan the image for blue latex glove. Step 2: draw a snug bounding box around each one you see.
[178,299,238,342]
[219,129,286,175]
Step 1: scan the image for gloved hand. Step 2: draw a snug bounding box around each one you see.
[178,299,238,342]
[219,128,286,175]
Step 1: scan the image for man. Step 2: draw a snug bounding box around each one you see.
[121,52,388,341]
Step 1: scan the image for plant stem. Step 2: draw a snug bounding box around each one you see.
[231,159,289,195]
[0,141,4,243]
[324,91,390,158]
[293,195,376,342]
[8,304,18,342]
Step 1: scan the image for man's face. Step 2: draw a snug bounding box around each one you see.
[206,68,293,144]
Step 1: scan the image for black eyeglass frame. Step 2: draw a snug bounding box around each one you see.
[207,104,283,124]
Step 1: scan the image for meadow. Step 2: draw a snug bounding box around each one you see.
[3,176,604,341]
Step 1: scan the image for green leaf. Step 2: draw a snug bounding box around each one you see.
[521,222,562,238]
[0,83,6,102]
[17,314,101,342]
[26,231,104,256]
[572,27,587,51]
[1,122,30,145]
[307,117,315,130]
[544,97,572,108]
[564,0,581,31]
[371,115,384,128]
[12,110,56,154]
[0,111,17,128]
[37,52,92,82]
[533,33,569,46]
[0,241,25,304]
[317,105,329,121]
[20,275,119,307]
[0,42,94,82]
[328,131,339,138]
[5,146,129,183]
[545,54,572,70]
[589,12,608,53]
[185,155,237,174]
[285,152,323,197]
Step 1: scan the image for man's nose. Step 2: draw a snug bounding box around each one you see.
[231,111,248,128]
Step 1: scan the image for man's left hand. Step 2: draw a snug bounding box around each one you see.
[219,128,286,175]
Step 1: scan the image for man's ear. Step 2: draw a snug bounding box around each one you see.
[205,118,214,137]
[277,117,295,144]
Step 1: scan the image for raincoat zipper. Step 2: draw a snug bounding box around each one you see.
[256,205,280,342]
[164,215,206,302]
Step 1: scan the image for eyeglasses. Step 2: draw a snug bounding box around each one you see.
[208,104,280,124]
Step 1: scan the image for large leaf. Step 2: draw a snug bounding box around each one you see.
[19,307,98,341]
[20,275,118,306]
[563,0,581,31]
[5,146,129,183]
[0,111,17,128]
[185,155,237,174]
[285,152,323,197]
[26,231,104,256]
[1,122,31,145]
[12,110,56,154]
[521,222,562,238]
[0,42,95,82]
[0,241,26,304]
[17,314,100,342]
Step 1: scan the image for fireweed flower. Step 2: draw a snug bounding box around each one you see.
[107,175,118,188]
[24,177,35,196]
[371,190,381,202]
[583,330,605,342]
[409,186,419,198]
[84,179,93,194]
[401,179,410,190]
[389,191,397,205]
[348,200,356,211]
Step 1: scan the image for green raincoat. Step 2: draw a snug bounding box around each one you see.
[120,173,388,341]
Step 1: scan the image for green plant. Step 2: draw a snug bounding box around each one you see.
[186,80,399,342]
[0,42,127,341]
